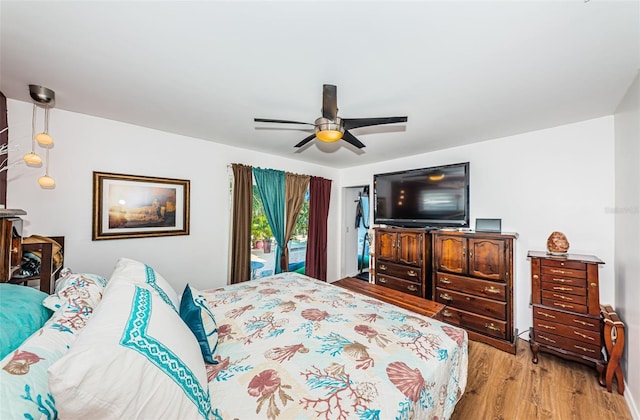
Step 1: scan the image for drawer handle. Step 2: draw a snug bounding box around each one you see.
[590,283,597,287]
[538,324,556,330]
[539,335,556,344]
[553,286,573,291]
[553,302,573,309]
[538,311,556,319]
[407,285,418,292]
[552,294,573,301]
[574,331,594,341]
[553,278,570,283]
[532,274,539,279]
[483,287,501,295]
[439,293,453,301]
[379,264,387,271]
[11,247,19,253]
[485,323,501,332]
[407,270,417,277]
[574,345,595,353]
[442,310,453,318]
[440,277,452,284]
[573,319,595,327]
[550,269,567,275]
[378,278,387,284]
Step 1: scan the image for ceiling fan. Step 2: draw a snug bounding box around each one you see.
[254,84,408,149]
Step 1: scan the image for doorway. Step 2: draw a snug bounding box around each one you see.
[341,185,371,281]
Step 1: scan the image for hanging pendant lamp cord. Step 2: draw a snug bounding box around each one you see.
[31,104,37,153]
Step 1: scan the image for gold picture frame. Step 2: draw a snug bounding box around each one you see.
[92,171,190,240]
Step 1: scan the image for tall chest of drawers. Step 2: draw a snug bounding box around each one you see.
[528,251,606,381]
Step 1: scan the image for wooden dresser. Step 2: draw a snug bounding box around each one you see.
[528,251,605,381]
[432,230,518,353]
[374,227,431,299]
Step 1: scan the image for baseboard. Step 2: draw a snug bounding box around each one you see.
[625,381,640,420]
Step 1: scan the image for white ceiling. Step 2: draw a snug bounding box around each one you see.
[1,1,638,169]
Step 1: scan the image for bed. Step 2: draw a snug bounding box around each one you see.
[0,258,468,419]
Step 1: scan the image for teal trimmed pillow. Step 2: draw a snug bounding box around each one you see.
[180,285,218,364]
[0,284,52,359]
[48,282,212,419]
[109,257,179,311]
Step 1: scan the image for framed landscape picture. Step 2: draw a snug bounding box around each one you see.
[92,171,190,240]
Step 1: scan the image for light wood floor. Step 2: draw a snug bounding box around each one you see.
[451,338,631,420]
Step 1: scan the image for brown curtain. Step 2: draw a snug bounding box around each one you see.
[305,176,332,281]
[229,163,253,284]
[281,173,310,271]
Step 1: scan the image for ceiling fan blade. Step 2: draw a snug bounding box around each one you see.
[294,133,317,148]
[322,84,338,120]
[342,130,366,149]
[343,116,408,130]
[254,118,314,125]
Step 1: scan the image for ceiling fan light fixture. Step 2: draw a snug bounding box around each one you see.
[315,117,344,142]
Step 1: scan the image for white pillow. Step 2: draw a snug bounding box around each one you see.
[48,281,211,419]
[108,257,179,311]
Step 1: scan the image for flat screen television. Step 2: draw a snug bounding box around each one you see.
[373,162,470,228]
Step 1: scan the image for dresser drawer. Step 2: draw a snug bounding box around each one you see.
[541,266,586,279]
[440,306,507,339]
[375,274,421,296]
[435,272,506,300]
[541,290,587,306]
[436,287,506,320]
[541,298,587,313]
[376,261,421,281]
[533,330,602,359]
[541,274,586,288]
[541,259,586,271]
[533,305,600,332]
[541,278,586,294]
[533,318,601,346]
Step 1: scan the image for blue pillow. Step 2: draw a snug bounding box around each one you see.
[0,284,53,359]
[179,285,218,364]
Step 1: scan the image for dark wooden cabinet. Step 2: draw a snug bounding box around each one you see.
[374,228,431,299]
[528,251,605,382]
[0,216,24,282]
[433,231,517,353]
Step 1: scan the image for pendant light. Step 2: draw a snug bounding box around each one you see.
[35,107,53,145]
[28,85,56,188]
[38,147,55,188]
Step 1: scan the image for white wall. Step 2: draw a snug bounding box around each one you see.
[337,116,616,339]
[614,71,640,419]
[6,99,340,292]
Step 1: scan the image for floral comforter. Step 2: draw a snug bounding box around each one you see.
[203,272,468,420]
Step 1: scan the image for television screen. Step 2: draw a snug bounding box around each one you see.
[373,162,470,228]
